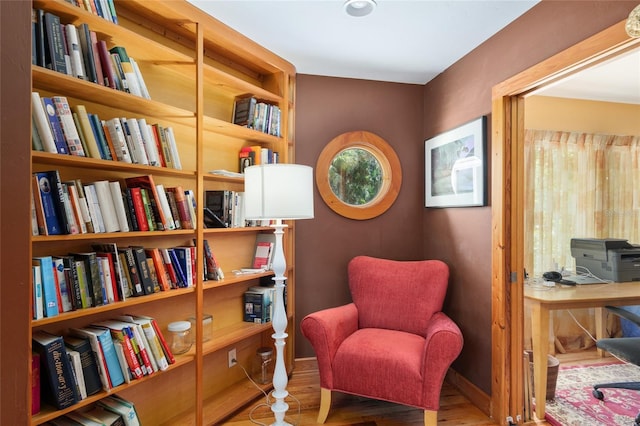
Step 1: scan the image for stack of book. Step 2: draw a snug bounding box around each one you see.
[31,171,195,237]
[32,9,146,95]
[32,316,172,415]
[30,242,210,319]
[232,95,281,137]
[31,92,182,168]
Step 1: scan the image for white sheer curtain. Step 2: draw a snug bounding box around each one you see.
[524,130,640,351]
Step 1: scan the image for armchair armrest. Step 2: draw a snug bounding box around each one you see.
[301,303,359,389]
[420,312,464,409]
[606,305,640,327]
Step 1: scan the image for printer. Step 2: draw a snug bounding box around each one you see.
[571,238,640,282]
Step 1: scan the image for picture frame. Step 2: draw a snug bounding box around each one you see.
[425,116,487,208]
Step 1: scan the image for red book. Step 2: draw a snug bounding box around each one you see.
[96,40,117,90]
[124,175,169,231]
[145,248,171,291]
[128,187,149,231]
[96,252,120,302]
[159,248,179,289]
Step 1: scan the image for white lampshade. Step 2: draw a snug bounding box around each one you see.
[244,164,314,220]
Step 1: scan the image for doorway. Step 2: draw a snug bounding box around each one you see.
[490,19,640,423]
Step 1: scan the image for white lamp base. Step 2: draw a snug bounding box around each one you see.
[270,221,291,426]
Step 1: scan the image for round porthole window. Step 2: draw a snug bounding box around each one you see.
[316,131,402,220]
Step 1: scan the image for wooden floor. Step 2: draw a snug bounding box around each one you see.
[222,350,607,426]
[222,358,497,426]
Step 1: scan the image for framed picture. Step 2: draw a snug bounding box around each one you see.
[425,116,487,208]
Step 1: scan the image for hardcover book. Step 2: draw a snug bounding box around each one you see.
[52,96,85,156]
[92,242,128,300]
[43,12,67,73]
[41,96,69,154]
[63,335,102,397]
[33,172,63,235]
[32,331,80,409]
[32,256,59,317]
[31,92,58,153]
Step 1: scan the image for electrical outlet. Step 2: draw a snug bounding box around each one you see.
[228,348,237,368]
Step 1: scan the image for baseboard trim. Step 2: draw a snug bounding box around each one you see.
[445,368,491,417]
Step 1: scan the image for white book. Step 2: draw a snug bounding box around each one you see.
[66,182,88,234]
[155,184,175,230]
[164,127,182,170]
[184,190,197,230]
[32,265,44,320]
[137,119,160,166]
[60,182,81,234]
[232,191,246,228]
[92,180,120,233]
[105,118,132,163]
[130,57,151,99]
[84,183,106,233]
[97,256,115,304]
[52,257,73,312]
[52,96,85,156]
[64,24,86,79]
[66,349,87,399]
[125,118,149,165]
[31,92,57,153]
[112,341,132,383]
[109,181,130,232]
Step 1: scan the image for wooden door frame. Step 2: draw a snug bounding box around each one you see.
[490,19,639,423]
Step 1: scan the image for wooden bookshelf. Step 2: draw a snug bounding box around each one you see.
[27,0,296,424]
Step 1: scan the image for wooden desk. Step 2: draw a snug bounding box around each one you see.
[524,281,640,420]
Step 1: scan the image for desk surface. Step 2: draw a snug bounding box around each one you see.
[525,281,640,308]
[525,280,640,420]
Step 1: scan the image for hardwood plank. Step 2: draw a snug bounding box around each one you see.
[222,358,501,425]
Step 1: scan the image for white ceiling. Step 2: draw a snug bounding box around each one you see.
[187,0,539,85]
[187,0,639,104]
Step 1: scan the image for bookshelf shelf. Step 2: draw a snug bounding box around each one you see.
[27,0,296,424]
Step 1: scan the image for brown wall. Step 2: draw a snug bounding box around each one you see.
[294,76,425,357]
[294,0,637,396]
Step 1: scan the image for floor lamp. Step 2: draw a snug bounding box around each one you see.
[244,164,314,426]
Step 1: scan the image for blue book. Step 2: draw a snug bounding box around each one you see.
[33,171,63,235]
[32,256,59,317]
[168,248,187,288]
[86,326,125,388]
[40,97,69,154]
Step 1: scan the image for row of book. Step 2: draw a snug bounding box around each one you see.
[32,314,173,413]
[32,171,193,237]
[63,0,119,25]
[32,9,147,98]
[232,95,282,137]
[32,92,182,169]
[238,146,280,173]
[31,240,221,319]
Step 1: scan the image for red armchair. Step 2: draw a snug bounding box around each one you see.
[300,256,463,425]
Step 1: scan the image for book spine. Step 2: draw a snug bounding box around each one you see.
[109,181,130,232]
[77,23,97,83]
[52,96,85,156]
[110,46,142,96]
[168,248,187,288]
[126,118,149,165]
[97,39,117,90]
[83,183,106,233]
[31,352,41,415]
[31,92,58,153]
[93,328,125,387]
[128,187,148,231]
[91,114,115,160]
[74,105,102,158]
[131,246,154,295]
[89,30,105,86]
[41,97,69,154]
[48,169,78,235]
[43,12,68,73]
[105,118,132,162]
[52,257,73,312]
[164,190,182,230]
[32,265,44,320]
[32,332,80,409]
[120,248,144,296]
[33,172,63,235]
[92,180,120,233]
[64,24,86,80]
[155,184,175,230]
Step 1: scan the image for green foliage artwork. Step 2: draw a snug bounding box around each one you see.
[328,148,382,206]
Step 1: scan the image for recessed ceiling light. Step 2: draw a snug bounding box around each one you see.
[344,0,377,18]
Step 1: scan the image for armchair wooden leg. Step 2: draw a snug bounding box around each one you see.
[317,388,331,423]
[424,409,437,426]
